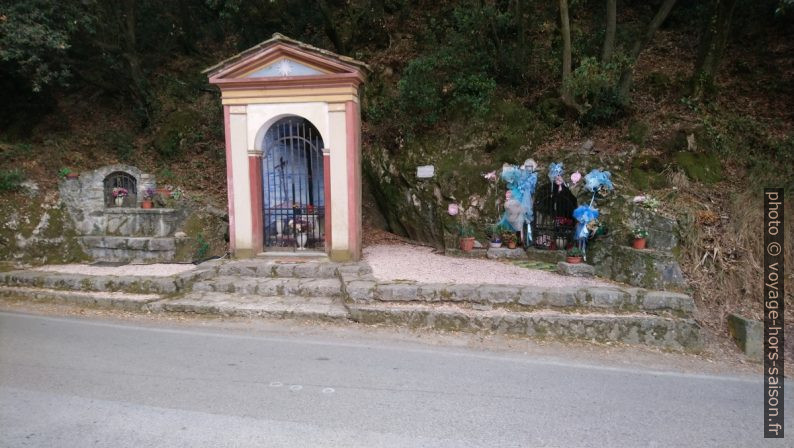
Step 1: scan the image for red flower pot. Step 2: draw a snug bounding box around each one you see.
[141,200,154,209]
[459,237,476,252]
[507,241,517,249]
[66,173,79,180]
[632,238,647,250]
[566,256,582,264]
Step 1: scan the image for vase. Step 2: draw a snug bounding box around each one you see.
[489,241,502,248]
[459,237,475,252]
[296,232,308,250]
[632,238,647,250]
[115,196,124,207]
[276,219,283,237]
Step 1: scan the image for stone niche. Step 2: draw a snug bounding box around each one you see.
[59,164,191,262]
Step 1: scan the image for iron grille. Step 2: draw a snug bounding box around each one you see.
[103,171,137,207]
[262,117,325,251]
[532,182,577,250]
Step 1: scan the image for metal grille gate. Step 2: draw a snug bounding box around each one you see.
[262,117,325,251]
[103,171,137,207]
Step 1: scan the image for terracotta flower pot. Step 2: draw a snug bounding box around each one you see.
[507,241,517,249]
[632,238,647,250]
[141,200,154,209]
[566,256,583,264]
[459,237,476,252]
[66,173,79,180]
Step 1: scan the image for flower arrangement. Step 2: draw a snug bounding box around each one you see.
[632,227,649,239]
[289,218,313,234]
[633,195,660,212]
[566,247,584,263]
[142,187,155,200]
[112,187,128,198]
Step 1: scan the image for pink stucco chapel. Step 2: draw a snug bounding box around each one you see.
[205,34,368,261]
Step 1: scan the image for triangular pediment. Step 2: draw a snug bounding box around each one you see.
[244,58,326,78]
[205,33,368,85]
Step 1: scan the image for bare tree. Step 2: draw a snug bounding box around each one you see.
[616,0,677,103]
[601,0,617,62]
[691,0,738,99]
[559,0,585,114]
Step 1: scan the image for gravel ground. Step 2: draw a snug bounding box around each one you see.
[32,263,196,277]
[363,245,613,287]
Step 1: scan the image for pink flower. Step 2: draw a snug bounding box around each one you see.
[633,195,646,203]
[447,203,459,216]
[570,171,582,185]
[483,170,497,181]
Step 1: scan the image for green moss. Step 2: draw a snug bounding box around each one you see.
[152,110,202,159]
[627,120,650,145]
[674,151,722,184]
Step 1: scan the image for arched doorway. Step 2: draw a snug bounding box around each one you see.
[262,116,325,251]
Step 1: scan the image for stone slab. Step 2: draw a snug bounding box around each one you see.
[727,313,763,360]
[486,247,527,260]
[557,262,595,277]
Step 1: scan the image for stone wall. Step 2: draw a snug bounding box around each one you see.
[0,187,88,267]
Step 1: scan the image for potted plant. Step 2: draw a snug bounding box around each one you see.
[632,227,649,249]
[290,218,312,250]
[112,187,128,207]
[502,231,518,249]
[141,187,155,209]
[488,224,502,248]
[458,222,476,252]
[58,167,79,180]
[566,247,584,264]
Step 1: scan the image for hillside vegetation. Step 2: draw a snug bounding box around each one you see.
[1,0,792,336]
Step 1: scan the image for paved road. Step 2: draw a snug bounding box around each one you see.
[0,311,790,447]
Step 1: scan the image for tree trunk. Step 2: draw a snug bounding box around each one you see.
[601,0,616,63]
[616,0,677,103]
[317,0,346,54]
[120,0,152,122]
[558,0,584,113]
[691,0,738,99]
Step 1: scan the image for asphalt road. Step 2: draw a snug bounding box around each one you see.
[0,311,790,447]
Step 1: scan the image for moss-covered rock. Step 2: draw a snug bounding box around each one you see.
[0,190,88,265]
[674,151,722,184]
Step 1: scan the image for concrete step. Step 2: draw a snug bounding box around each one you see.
[79,236,177,262]
[191,276,343,297]
[348,302,702,351]
[343,281,695,317]
[0,286,163,311]
[216,259,371,279]
[153,292,349,322]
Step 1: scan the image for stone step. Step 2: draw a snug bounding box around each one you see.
[343,281,695,317]
[79,236,177,262]
[216,259,370,279]
[191,276,343,297]
[0,270,187,294]
[348,302,702,351]
[0,286,163,311]
[152,292,349,322]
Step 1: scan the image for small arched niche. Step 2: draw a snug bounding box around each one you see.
[103,171,138,207]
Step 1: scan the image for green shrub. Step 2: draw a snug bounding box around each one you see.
[103,129,135,161]
[0,169,25,192]
[628,119,650,145]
